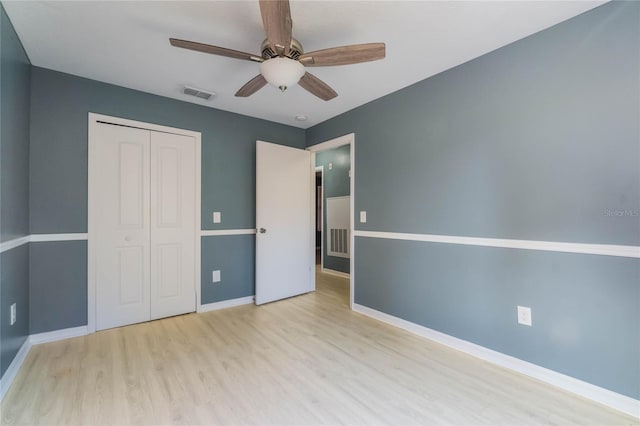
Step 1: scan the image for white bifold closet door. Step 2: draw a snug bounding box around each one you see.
[94,123,196,331]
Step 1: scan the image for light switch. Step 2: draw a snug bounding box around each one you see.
[517,306,532,326]
[10,303,16,326]
[213,212,221,223]
[360,211,367,223]
[212,270,221,283]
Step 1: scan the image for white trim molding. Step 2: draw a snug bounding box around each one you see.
[0,236,30,253]
[200,229,256,237]
[322,268,350,280]
[90,113,202,138]
[30,233,88,243]
[0,338,31,400]
[307,133,353,152]
[0,325,89,401]
[197,296,254,313]
[29,326,88,345]
[354,230,640,259]
[353,304,640,418]
[307,133,355,309]
[1,234,89,254]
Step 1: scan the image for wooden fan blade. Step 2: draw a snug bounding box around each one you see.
[235,75,268,97]
[259,0,292,56]
[299,43,385,67]
[298,72,337,101]
[170,38,263,62]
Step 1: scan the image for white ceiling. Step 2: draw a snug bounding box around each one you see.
[4,1,604,129]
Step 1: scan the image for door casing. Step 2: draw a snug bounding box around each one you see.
[307,133,355,309]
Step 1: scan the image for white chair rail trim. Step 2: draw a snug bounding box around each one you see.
[354,230,640,258]
[1,230,261,254]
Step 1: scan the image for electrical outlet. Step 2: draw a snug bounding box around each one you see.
[213,212,221,223]
[517,306,532,326]
[212,270,221,283]
[360,211,367,223]
[10,303,16,326]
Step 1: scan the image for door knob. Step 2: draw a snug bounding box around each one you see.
[259,228,267,234]
[124,235,133,242]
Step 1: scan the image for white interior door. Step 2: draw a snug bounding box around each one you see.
[256,141,314,305]
[95,124,151,330]
[149,132,196,319]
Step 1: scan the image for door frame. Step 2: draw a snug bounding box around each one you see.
[307,133,355,309]
[87,113,202,334]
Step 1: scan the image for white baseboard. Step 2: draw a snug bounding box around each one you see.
[0,325,89,401]
[0,338,32,400]
[353,304,640,418]
[321,268,350,279]
[29,325,88,345]
[197,296,254,313]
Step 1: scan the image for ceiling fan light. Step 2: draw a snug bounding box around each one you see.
[259,57,305,92]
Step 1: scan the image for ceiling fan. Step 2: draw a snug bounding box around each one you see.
[170,0,385,101]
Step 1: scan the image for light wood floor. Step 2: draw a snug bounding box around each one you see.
[1,271,637,425]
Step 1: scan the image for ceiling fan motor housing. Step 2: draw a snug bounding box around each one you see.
[260,38,303,60]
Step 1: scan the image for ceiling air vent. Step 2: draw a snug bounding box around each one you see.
[183,86,215,100]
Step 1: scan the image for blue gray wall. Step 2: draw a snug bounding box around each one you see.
[201,235,255,304]
[28,67,305,332]
[315,145,350,273]
[0,4,31,377]
[2,0,638,401]
[307,2,640,399]
[29,241,86,334]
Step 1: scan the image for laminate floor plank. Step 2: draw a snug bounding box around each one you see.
[1,269,636,425]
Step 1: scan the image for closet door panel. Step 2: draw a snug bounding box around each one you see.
[150,132,196,319]
[95,124,151,331]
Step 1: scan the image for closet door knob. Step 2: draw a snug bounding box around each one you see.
[259,228,267,234]
[124,235,133,242]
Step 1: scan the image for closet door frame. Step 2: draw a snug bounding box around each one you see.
[87,113,202,334]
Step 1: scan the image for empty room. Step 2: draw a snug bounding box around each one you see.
[0,0,638,424]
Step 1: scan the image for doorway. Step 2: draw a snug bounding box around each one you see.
[308,134,355,308]
[87,113,202,333]
[315,167,323,266]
